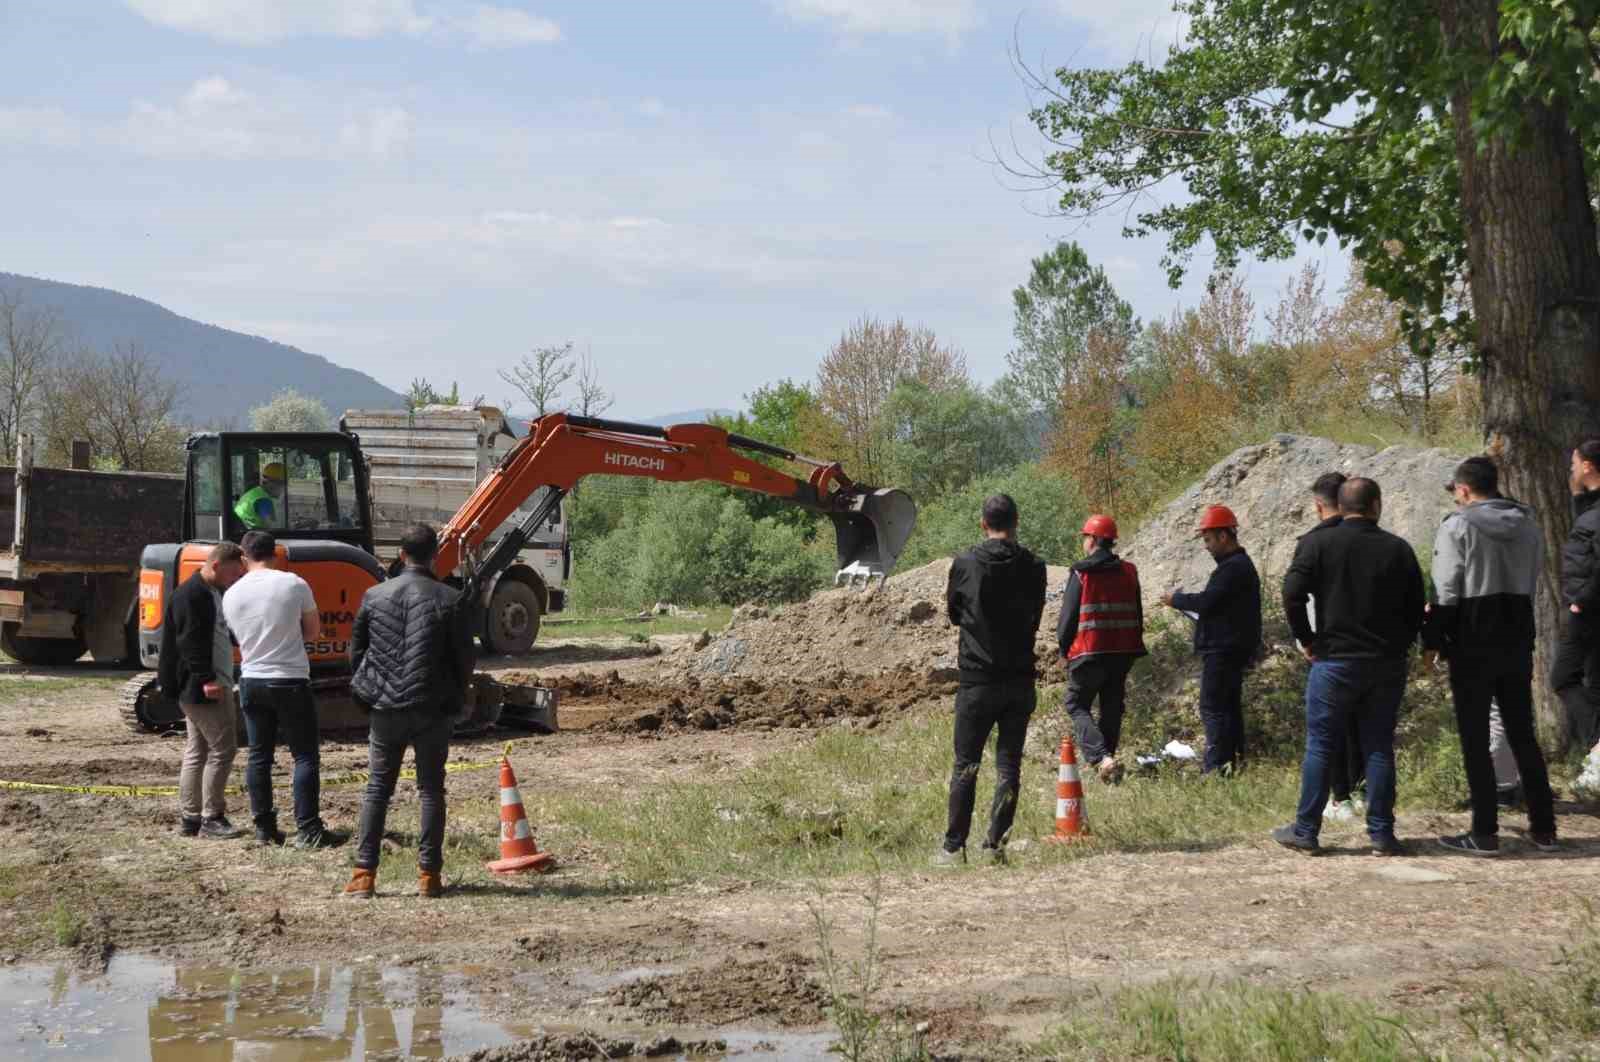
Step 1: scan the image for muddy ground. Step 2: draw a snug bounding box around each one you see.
[1,635,1598,1058]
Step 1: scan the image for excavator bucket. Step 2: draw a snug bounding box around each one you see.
[830,487,917,588]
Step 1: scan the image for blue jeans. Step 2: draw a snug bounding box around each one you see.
[239,678,323,835]
[1294,658,1407,842]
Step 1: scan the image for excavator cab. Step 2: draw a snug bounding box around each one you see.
[184,431,375,552]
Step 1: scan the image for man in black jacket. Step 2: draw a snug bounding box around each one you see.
[1161,504,1261,774]
[1276,478,1424,856]
[937,494,1048,866]
[1553,438,1600,754]
[1057,514,1146,784]
[157,542,246,839]
[342,524,476,899]
[1303,473,1365,821]
[1425,456,1556,855]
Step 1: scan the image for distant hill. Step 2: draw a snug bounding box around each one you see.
[0,272,405,426]
[637,408,739,426]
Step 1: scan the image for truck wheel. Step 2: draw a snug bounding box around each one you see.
[483,580,541,656]
[1,623,87,666]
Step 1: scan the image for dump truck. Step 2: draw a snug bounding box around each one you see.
[339,405,567,655]
[0,433,183,665]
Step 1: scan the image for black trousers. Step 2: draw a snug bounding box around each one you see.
[1452,650,1555,837]
[1063,655,1135,765]
[1199,650,1250,773]
[944,680,1035,852]
[1551,612,1600,750]
[355,706,452,873]
[1327,712,1366,802]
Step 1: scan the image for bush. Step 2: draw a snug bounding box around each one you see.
[898,462,1087,569]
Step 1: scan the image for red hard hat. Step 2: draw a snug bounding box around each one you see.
[1081,514,1118,540]
[1196,504,1239,533]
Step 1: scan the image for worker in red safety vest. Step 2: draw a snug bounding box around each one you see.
[1056,514,1147,784]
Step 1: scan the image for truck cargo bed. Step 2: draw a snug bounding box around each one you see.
[0,463,184,575]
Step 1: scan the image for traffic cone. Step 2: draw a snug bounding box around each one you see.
[486,754,555,874]
[1046,734,1090,843]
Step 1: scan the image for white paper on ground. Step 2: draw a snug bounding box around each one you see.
[1163,740,1198,761]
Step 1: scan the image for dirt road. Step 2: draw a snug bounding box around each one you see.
[0,639,1596,1058]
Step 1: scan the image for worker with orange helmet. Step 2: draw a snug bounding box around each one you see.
[1160,504,1262,774]
[1056,513,1147,784]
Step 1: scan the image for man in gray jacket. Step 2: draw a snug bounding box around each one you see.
[1424,456,1556,855]
[342,524,476,898]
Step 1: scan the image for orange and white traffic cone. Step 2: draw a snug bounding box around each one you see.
[1046,734,1090,843]
[486,754,555,874]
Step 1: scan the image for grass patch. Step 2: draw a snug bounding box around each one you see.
[1031,977,1428,1061]
[544,607,733,641]
[48,900,84,947]
[0,676,127,702]
[539,706,1312,888]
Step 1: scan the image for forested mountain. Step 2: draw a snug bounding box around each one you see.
[0,272,404,425]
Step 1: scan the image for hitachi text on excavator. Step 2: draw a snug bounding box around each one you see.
[121,413,916,734]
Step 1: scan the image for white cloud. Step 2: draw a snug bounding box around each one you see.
[638,98,667,119]
[340,106,414,158]
[457,4,561,47]
[774,0,981,41]
[124,0,561,48]
[844,103,894,121]
[0,106,83,149]
[125,0,432,45]
[1051,0,1186,56]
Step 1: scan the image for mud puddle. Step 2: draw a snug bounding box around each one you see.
[0,955,832,1060]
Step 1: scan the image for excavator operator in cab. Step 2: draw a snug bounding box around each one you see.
[235,462,287,530]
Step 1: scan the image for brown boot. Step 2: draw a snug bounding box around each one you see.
[342,868,376,900]
[418,869,444,898]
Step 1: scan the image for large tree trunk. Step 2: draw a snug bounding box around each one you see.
[1442,3,1600,748]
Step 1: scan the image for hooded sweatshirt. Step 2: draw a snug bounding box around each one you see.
[1425,497,1542,655]
[946,537,1048,684]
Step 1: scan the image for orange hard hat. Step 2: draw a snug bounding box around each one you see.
[1081,514,1118,540]
[1196,504,1239,533]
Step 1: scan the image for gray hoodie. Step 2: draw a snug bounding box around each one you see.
[1425,498,1541,654]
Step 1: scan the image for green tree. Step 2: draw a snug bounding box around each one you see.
[897,463,1087,569]
[880,379,1028,502]
[405,378,460,410]
[1023,0,1600,742]
[250,389,332,433]
[1000,240,1137,422]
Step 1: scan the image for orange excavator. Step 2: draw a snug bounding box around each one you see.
[121,414,915,733]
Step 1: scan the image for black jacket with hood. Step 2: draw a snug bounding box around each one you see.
[946,537,1048,684]
[1425,497,1541,655]
[1055,547,1147,666]
[1560,487,1600,610]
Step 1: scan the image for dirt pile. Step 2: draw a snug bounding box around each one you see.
[1125,434,1463,604]
[449,1034,726,1061]
[544,669,953,734]
[676,559,1073,686]
[606,955,829,1027]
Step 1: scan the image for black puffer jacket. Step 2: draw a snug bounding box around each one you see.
[1561,488,1600,609]
[350,566,475,712]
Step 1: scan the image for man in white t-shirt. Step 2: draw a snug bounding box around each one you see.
[223,530,342,848]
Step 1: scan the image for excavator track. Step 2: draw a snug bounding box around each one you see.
[120,674,184,735]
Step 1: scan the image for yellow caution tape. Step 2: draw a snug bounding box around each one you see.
[0,751,517,799]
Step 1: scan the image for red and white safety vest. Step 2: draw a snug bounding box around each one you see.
[1068,562,1146,659]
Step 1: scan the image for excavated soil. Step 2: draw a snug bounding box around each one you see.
[605,954,828,1027]
[673,559,1072,687]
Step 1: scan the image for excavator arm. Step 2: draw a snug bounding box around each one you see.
[434,414,916,596]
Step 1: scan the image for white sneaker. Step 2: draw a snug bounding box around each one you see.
[1324,798,1357,822]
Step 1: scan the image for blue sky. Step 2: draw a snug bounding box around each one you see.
[1,0,1344,419]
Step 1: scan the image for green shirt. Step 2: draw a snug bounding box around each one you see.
[234,485,277,529]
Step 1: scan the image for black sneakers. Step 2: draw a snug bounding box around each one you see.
[178,816,202,837]
[1271,824,1320,854]
[198,816,243,840]
[293,826,349,851]
[1369,834,1408,857]
[1437,833,1499,856]
[254,820,287,846]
